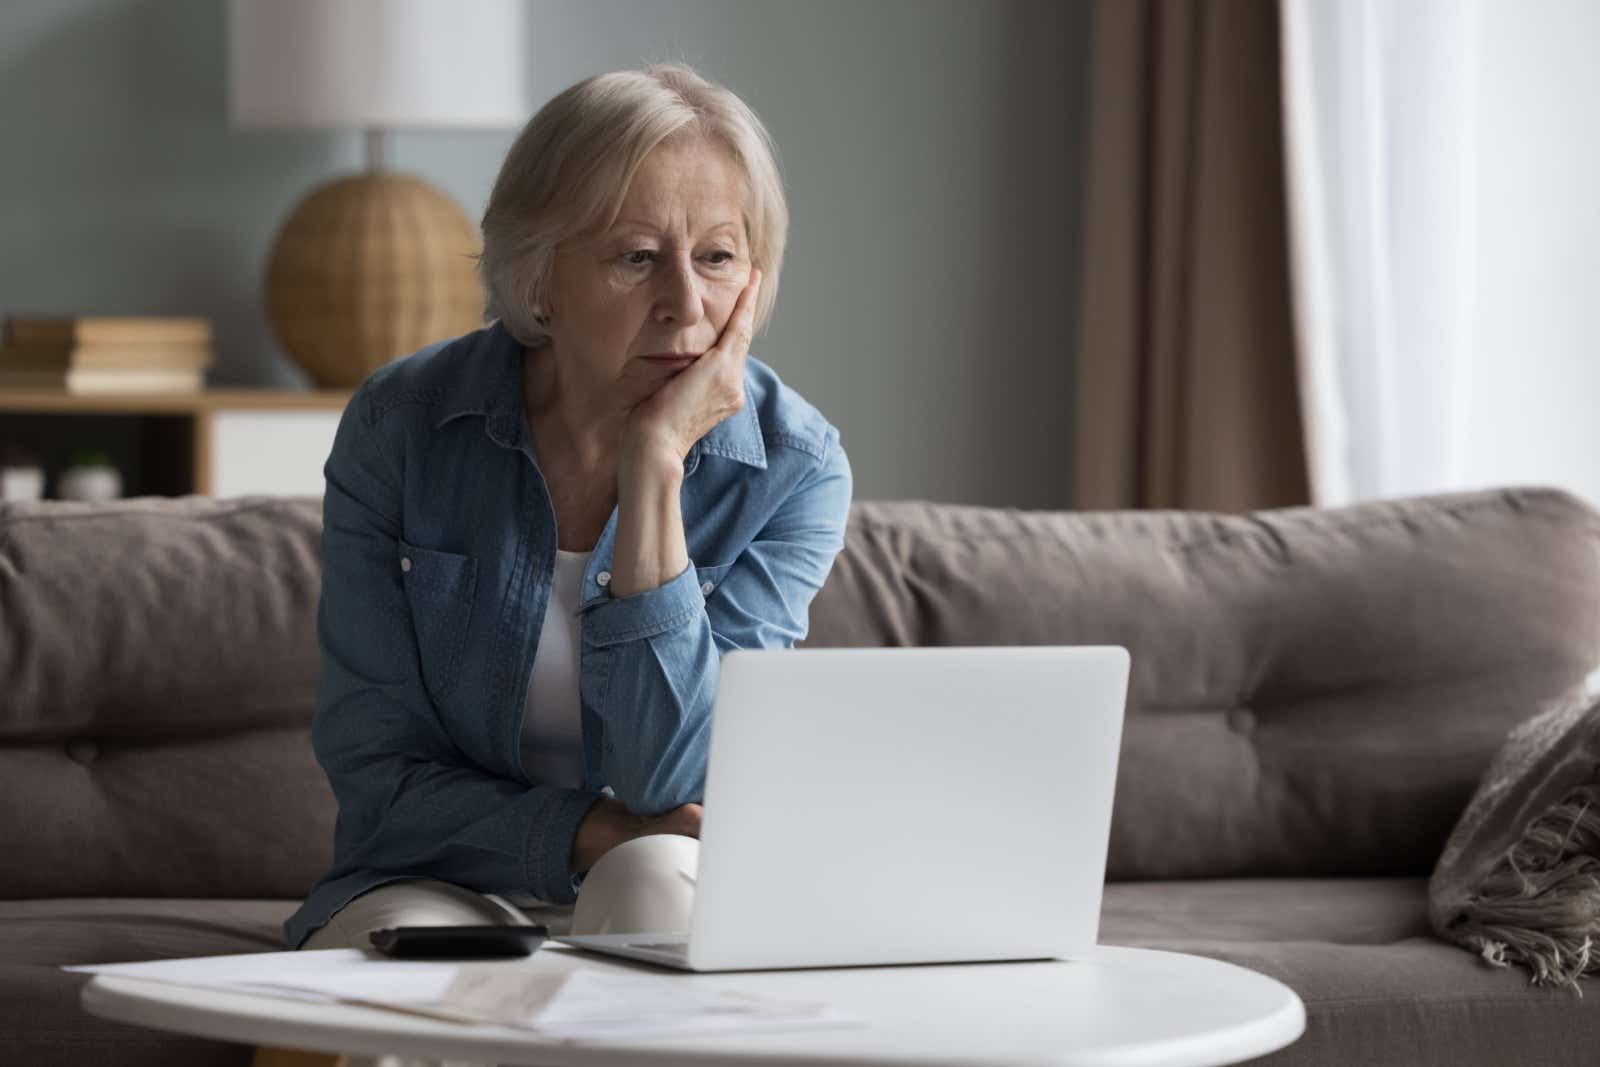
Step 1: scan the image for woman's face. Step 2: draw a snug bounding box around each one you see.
[541,137,753,406]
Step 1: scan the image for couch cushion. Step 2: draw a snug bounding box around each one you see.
[1,898,293,966]
[1099,876,1432,945]
[0,496,334,898]
[1099,880,1600,1066]
[806,487,1600,880]
[0,898,296,1067]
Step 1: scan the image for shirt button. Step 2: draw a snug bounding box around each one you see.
[400,557,412,573]
[700,581,714,595]
[596,571,611,587]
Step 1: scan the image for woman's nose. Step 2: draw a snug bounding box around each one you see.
[653,256,705,323]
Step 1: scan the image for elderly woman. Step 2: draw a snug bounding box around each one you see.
[282,62,852,958]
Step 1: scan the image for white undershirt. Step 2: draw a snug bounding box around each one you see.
[519,548,590,790]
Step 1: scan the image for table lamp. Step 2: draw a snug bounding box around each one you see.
[227,0,529,387]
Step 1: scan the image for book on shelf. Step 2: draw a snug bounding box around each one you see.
[0,314,216,392]
[3,315,213,348]
[0,367,206,393]
[0,341,214,371]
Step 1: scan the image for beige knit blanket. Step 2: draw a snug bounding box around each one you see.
[1428,674,1600,995]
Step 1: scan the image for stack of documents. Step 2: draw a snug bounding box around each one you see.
[65,949,860,1042]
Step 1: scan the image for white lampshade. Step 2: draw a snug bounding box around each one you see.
[227,0,529,129]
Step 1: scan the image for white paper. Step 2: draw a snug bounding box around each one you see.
[64,948,861,1042]
[432,968,854,1040]
[66,949,457,1005]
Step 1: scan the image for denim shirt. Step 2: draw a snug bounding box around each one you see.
[283,321,852,949]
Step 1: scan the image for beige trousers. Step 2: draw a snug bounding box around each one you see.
[292,834,700,1067]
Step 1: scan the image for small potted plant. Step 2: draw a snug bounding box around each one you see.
[57,447,124,502]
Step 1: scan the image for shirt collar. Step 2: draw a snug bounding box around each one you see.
[432,320,767,474]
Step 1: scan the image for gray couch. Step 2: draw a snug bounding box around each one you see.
[4,485,1599,1065]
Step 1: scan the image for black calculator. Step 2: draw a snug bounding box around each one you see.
[368,924,549,959]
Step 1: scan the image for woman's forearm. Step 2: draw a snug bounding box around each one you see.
[609,448,689,598]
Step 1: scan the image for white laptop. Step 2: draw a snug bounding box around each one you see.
[552,645,1130,972]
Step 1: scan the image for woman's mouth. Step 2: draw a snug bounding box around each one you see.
[640,353,700,366]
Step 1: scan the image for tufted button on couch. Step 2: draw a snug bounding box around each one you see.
[4,486,1599,1065]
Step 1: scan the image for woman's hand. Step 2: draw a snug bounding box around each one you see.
[569,797,703,875]
[619,268,762,477]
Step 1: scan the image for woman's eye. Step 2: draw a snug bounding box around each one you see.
[622,250,736,267]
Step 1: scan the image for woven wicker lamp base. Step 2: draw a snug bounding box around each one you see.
[264,174,485,388]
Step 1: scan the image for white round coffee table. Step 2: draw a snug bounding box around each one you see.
[79,942,1305,1066]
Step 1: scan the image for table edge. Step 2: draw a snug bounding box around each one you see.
[77,944,1307,1067]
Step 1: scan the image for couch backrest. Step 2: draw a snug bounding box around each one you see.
[0,496,330,898]
[804,486,1600,880]
[3,486,1597,897]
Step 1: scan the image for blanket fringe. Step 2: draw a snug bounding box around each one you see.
[1447,783,1600,997]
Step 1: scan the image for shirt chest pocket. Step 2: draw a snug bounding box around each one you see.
[398,537,479,703]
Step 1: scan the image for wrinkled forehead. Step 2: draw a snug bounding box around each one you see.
[613,137,746,221]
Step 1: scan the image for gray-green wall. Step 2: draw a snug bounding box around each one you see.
[1,0,1091,506]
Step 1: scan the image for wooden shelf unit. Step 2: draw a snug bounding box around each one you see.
[0,388,352,498]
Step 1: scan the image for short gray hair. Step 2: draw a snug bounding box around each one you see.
[475,62,789,348]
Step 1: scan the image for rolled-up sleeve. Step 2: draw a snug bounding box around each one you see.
[314,387,605,906]
[580,425,853,816]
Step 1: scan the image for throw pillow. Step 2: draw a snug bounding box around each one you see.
[1428,674,1600,995]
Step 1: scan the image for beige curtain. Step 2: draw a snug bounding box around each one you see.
[1073,0,1310,512]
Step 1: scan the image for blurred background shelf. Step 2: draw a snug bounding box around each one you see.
[0,388,351,498]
